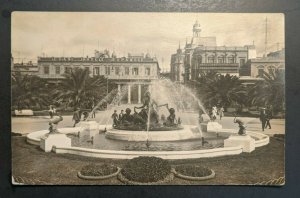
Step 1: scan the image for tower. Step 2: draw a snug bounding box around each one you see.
[193,20,201,37]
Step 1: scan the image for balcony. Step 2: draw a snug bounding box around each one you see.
[106,75,158,80]
[37,74,65,79]
[197,63,239,67]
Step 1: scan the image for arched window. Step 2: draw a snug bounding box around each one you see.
[228,56,235,64]
[218,56,225,63]
[197,55,202,64]
[208,55,215,63]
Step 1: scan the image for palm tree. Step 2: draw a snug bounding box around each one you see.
[248,69,285,113]
[195,72,246,109]
[11,72,49,110]
[52,68,114,110]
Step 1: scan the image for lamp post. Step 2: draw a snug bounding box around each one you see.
[106,76,108,95]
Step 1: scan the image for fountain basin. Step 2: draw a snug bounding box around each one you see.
[26,125,269,160]
[105,125,201,141]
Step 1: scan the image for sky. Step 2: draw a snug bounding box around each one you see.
[12,12,284,70]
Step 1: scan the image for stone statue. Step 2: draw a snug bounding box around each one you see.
[49,114,63,134]
[164,105,177,127]
[134,91,160,125]
[234,117,246,135]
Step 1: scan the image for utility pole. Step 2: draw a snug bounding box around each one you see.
[264,17,268,56]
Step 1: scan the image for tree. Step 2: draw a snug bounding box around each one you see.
[248,69,285,113]
[52,68,114,110]
[11,72,49,110]
[194,72,246,109]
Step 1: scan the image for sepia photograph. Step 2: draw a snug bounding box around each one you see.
[11,12,285,185]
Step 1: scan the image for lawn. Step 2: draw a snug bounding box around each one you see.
[12,136,284,185]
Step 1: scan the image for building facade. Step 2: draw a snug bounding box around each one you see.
[170,21,257,83]
[12,60,39,75]
[241,48,285,78]
[37,52,160,104]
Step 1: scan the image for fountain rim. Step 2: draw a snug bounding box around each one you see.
[26,126,270,160]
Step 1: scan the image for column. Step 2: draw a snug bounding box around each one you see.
[118,84,121,93]
[127,84,131,104]
[138,84,142,104]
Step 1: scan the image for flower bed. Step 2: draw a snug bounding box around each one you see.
[118,156,173,184]
[173,164,215,181]
[78,163,120,180]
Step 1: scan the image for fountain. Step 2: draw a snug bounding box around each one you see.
[26,79,270,159]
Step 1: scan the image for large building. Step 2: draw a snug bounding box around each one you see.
[240,48,285,78]
[36,51,160,104]
[12,60,39,75]
[170,21,257,83]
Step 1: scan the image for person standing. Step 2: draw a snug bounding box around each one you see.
[219,106,224,120]
[91,102,96,118]
[111,110,119,127]
[259,108,267,131]
[211,106,217,121]
[265,105,273,129]
[119,109,124,121]
[72,108,82,127]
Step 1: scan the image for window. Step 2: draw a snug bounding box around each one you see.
[258,68,264,77]
[115,67,120,75]
[44,66,49,74]
[85,67,89,71]
[218,57,224,63]
[145,68,151,76]
[65,67,72,74]
[228,56,235,64]
[197,56,202,64]
[105,66,110,75]
[239,59,245,66]
[125,67,130,75]
[95,67,100,75]
[132,68,139,75]
[55,66,60,74]
[208,56,215,63]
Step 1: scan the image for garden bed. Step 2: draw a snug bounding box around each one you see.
[173,164,215,181]
[78,163,120,180]
[118,156,173,184]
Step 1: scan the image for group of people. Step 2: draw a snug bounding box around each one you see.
[209,105,224,121]
[259,105,273,131]
[49,105,96,127]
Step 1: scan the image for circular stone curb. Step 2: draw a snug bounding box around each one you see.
[117,171,174,185]
[172,168,215,181]
[77,167,121,180]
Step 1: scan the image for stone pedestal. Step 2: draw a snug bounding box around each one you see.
[200,121,222,132]
[40,133,71,152]
[79,121,99,138]
[224,135,255,153]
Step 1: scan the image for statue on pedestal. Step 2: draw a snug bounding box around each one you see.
[234,117,246,135]
[49,113,63,134]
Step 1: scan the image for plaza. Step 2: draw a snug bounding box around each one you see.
[12,110,284,185]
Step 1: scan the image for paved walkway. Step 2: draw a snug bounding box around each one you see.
[11,110,285,135]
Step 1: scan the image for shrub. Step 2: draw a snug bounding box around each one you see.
[121,156,171,183]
